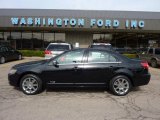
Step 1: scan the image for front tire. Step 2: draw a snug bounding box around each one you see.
[109,75,131,96]
[20,74,42,95]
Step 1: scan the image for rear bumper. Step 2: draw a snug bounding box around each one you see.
[133,73,151,86]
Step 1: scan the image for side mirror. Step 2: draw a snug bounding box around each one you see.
[53,61,59,67]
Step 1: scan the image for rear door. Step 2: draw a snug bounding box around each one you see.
[81,49,120,84]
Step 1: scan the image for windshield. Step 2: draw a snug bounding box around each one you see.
[47,44,70,51]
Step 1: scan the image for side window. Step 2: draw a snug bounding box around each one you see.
[109,55,117,62]
[56,50,85,64]
[155,49,160,55]
[0,47,8,52]
[149,49,153,54]
[88,51,117,63]
[7,47,14,51]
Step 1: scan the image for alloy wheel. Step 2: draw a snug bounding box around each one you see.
[113,78,130,95]
[22,77,39,94]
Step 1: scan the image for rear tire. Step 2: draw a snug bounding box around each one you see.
[151,59,158,68]
[109,75,131,96]
[0,56,5,64]
[20,74,43,95]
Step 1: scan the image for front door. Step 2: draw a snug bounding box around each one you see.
[43,49,85,85]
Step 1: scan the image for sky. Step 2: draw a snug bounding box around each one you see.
[0,0,160,12]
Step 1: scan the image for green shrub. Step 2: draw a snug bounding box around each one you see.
[19,50,44,57]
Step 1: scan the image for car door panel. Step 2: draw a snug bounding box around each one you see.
[81,49,120,84]
[44,64,83,84]
[43,49,85,85]
[82,63,119,83]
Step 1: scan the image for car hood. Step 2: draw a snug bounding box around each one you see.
[12,60,47,69]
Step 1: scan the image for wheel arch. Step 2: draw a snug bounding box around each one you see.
[17,71,42,87]
[111,70,134,87]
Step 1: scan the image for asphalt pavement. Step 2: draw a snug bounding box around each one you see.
[0,57,160,120]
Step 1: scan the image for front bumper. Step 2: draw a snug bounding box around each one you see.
[8,73,21,87]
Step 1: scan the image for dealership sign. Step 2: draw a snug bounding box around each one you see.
[11,17,145,28]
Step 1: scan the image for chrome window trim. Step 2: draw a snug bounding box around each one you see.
[86,62,122,64]
[58,61,122,66]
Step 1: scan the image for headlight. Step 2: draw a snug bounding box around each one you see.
[9,69,17,74]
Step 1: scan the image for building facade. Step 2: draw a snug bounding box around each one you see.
[0,9,160,49]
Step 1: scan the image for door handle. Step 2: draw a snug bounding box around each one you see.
[74,66,78,69]
[74,66,78,72]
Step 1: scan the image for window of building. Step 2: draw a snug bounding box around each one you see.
[93,34,112,43]
[11,32,21,40]
[0,32,4,40]
[22,32,32,49]
[44,32,65,48]
[11,32,22,49]
[44,32,54,48]
[0,32,10,46]
[55,33,65,41]
[44,32,54,42]
[32,32,43,49]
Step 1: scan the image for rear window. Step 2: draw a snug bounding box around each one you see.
[155,48,160,55]
[47,44,70,51]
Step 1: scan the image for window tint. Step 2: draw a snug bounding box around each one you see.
[7,46,14,51]
[47,44,70,51]
[0,47,8,52]
[88,51,117,63]
[56,49,85,64]
[149,48,153,54]
[155,48,160,54]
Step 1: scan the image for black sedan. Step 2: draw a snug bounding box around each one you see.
[8,48,150,96]
[0,45,22,64]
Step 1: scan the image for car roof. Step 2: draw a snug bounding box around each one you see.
[91,43,111,45]
[72,48,114,53]
[49,43,71,45]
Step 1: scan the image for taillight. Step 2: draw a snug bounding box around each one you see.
[45,50,52,54]
[141,61,149,69]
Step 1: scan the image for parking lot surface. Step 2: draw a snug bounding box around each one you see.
[0,57,160,120]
